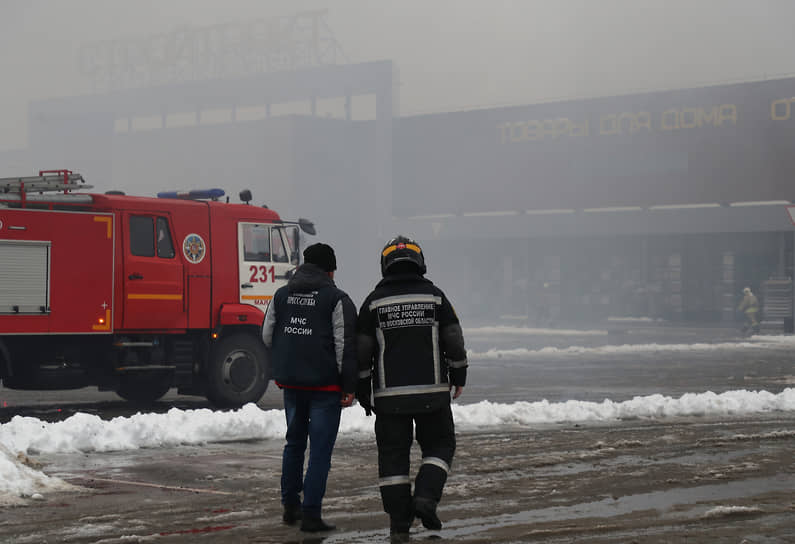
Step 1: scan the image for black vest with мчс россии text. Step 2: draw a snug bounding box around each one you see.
[266,264,352,389]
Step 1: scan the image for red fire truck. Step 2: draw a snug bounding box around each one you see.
[0,170,314,408]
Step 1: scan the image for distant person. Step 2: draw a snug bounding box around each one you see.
[737,286,760,334]
[356,236,468,540]
[261,243,357,533]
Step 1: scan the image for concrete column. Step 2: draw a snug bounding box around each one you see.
[777,232,786,277]
[792,232,795,328]
[721,251,736,322]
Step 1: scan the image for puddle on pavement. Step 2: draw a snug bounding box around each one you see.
[535,447,759,477]
[321,475,793,543]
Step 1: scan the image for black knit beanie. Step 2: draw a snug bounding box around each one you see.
[303,243,337,272]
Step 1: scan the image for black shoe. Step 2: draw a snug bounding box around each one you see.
[412,497,442,530]
[282,503,302,525]
[300,516,336,532]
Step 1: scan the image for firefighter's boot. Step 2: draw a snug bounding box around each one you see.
[282,503,302,525]
[412,496,442,530]
[390,513,413,541]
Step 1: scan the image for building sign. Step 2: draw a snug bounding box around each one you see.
[394,77,795,216]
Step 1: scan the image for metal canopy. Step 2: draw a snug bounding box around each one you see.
[30,61,394,117]
[394,204,795,241]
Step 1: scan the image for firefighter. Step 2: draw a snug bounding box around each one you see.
[261,243,357,533]
[356,236,468,539]
[737,286,760,334]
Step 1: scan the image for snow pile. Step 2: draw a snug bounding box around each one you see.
[468,338,793,359]
[607,317,663,322]
[0,444,75,505]
[750,334,795,346]
[2,388,793,504]
[1,390,793,456]
[466,325,605,336]
[451,389,795,427]
[0,403,284,454]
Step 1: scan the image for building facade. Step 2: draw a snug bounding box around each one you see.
[6,67,795,327]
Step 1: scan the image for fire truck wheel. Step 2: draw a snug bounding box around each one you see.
[116,373,172,405]
[206,333,269,408]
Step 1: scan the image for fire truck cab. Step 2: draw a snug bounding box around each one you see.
[0,171,314,407]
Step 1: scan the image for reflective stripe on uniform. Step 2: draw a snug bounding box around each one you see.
[448,358,468,368]
[432,322,440,383]
[421,456,450,474]
[379,475,411,487]
[376,328,386,390]
[368,294,442,311]
[374,384,450,398]
[358,369,371,379]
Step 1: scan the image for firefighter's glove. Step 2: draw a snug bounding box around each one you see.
[356,377,372,416]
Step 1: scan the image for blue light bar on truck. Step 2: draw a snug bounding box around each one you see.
[157,188,225,201]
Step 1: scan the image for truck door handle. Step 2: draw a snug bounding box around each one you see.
[241,283,253,288]
[128,273,143,280]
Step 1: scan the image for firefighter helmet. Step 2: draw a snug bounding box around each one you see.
[381,235,426,276]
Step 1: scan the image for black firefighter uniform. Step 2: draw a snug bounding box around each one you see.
[356,272,468,523]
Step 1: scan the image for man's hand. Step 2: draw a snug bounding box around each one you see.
[341,392,355,407]
[450,385,463,399]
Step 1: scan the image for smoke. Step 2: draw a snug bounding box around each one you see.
[3,0,795,318]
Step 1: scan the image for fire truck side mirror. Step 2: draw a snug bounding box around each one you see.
[298,218,316,236]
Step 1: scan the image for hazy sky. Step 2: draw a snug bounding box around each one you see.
[2,0,795,150]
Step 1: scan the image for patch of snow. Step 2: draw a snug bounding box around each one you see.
[0,443,76,506]
[607,317,663,322]
[466,326,605,336]
[468,339,791,359]
[701,505,763,518]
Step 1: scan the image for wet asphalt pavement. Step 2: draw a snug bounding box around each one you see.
[0,324,793,542]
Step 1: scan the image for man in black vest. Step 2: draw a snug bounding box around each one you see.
[262,243,357,533]
[356,236,468,539]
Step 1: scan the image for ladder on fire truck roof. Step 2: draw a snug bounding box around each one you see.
[0,170,94,205]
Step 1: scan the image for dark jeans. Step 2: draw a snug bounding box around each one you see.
[281,388,342,518]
